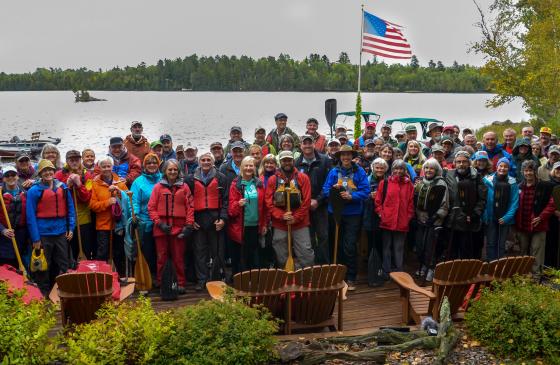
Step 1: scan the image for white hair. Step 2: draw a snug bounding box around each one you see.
[422,158,443,176]
[98,156,114,167]
[371,157,388,172]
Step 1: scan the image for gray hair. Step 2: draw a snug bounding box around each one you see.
[521,159,538,172]
[199,152,215,163]
[391,159,407,171]
[279,134,294,146]
[454,150,471,161]
[371,157,388,172]
[98,156,114,167]
[41,143,63,169]
[161,159,180,177]
[423,158,443,176]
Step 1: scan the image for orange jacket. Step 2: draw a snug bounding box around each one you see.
[89,173,128,230]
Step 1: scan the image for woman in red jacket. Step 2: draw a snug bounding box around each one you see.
[228,156,267,274]
[148,159,194,293]
[375,159,415,276]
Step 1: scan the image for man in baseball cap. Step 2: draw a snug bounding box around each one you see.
[181,143,199,175]
[326,138,341,163]
[540,127,553,156]
[379,123,398,147]
[159,134,176,162]
[253,126,276,156]
[266,112,301,152]
[426,123,443,148]
[224,126,251,157]
[108,136,142,185]
[210,142,225,168]
[355,121,377,148]
[538,144,560,181]
[14,151,35,190]
[219,140,246,188]
[305,118,327,153]
[124,120,150,161]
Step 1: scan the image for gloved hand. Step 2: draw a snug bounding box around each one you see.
[158,222,172,235]
[178,225,194,239]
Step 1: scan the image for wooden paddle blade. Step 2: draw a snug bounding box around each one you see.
[135,248,152,291]
[77,250,87,262]
[329,187,345,224]
[325,98,337,129]
[284,255,295,272]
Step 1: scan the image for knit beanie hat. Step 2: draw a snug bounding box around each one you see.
[497,157,510,167]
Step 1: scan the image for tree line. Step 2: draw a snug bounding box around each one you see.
[0,53,490,93]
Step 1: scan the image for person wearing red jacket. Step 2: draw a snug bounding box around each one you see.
[375,159,415,275]
[148,159,194,293]
[55,150,95,260]
[515,160,556,275]
[265,151,314,269]
[228,156,268,274]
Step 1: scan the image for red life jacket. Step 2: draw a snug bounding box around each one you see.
[156,184,188,219]
[193,178,220,211]
[36,185,68,219]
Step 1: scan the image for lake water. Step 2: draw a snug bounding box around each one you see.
[0,91,529,157]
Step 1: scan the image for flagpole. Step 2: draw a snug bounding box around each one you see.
[357,4,364,93]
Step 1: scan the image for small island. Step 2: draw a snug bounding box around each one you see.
[73,90,106,102]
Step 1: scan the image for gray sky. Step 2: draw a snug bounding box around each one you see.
[0,0,492,73]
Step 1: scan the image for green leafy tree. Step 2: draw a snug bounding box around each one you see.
[472,0,560,129]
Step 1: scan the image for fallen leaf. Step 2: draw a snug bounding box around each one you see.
[470,340,480,347]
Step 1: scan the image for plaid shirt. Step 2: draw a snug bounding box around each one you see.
[518,183,536,232]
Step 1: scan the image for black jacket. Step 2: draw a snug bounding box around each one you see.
[295,151,332,205]
[445,167,487,232]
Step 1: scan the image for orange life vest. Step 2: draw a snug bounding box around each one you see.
[193,178,220,211]
[36,185,68,219]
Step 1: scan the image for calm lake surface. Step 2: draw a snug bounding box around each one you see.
[0,91,529,157]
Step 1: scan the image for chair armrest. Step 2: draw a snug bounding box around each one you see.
[390,272,436,299]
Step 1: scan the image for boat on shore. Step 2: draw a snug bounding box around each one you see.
[0,132,60,160]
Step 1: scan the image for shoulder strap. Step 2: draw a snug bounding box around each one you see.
[381,178,389,205]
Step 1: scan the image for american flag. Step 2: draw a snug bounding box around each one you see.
[362,11,412,60]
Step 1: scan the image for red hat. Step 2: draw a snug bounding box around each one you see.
[365,121,376,129]
[442,125,455,133]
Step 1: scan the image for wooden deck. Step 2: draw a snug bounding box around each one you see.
[51,279,406,338]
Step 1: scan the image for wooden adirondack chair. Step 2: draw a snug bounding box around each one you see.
[232,268,290,333]
[287,264,347,335]
[56,272,113,326]
[482,255,535,282]
[391,259,484,325]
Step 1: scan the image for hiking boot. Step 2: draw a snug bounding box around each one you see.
[177,286,187,295]
[425,269,434,282]
[346,281,357,291]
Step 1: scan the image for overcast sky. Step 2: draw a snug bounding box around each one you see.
[0,0,492,73]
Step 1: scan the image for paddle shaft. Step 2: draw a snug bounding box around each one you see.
[126,191,151,290]
[0,187,28,280]
[285,186,295,272]
[333,223,339,265]
[72,187,86,260]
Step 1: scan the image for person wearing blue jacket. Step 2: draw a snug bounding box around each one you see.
[323,145,370,289]
[26,159,76,295]
[130,153,162,278]
[482,157,519,261]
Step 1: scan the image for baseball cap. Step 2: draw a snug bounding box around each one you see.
[405,125,417,133]
[541,127,553,135]
[428,123,443,133]
[335,124,347,131]
[230,141,245,151]
[131,121,142,128]
[553,161,560,170]
[549,145,560,155]
[274,113,288,120]
[441,136,454,145]
[474,151,490,161]
[327,138,341,146]
[2,166,17,175]
[278,150,294,160]
[159,134,172,142]
[395,130,405,137]
[176,145,185,153]
[381,124,392,130]
[365,121,376,129]
[300,135,314,143]
[210,141,223,149]
[336,132,348,141]
[110,137,124,146]
[185,143,197,151]
[65,150,81,159]
[15,151,30,161]
[150,140,163,149]
[431,144,445,153]
[254,126,266,134]
[230,126,242,133]
[364,139,375,146]
[442,125,455,133]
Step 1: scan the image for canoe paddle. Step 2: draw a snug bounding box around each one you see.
[0,187,29,282]
[284,186,295,272]
[325,98,337,139]
[72,187,87,261]
[126,191,152,291]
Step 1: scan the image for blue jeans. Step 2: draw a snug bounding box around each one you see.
[485,222,510,261]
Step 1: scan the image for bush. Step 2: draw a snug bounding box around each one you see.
[0,282,60,364]
[156,293,279,365]
[465,278,560,363]
[63,296,174,365]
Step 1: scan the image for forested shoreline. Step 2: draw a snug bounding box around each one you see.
[0,53,490,93]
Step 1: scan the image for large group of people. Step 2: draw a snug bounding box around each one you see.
[1,115,559,296]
